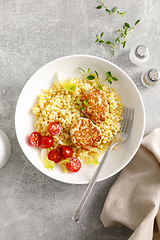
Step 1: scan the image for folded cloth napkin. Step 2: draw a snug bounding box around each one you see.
[100,128,160,240]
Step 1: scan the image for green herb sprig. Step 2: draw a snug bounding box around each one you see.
[79,67,103,90]
[95,20,140,54]
[104,71,118,84]
[97,0,125,17]
[77,98,89,112]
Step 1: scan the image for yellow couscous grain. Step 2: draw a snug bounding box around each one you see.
[32,78,123,164]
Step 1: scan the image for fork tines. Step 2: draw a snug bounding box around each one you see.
[121,107,134,133]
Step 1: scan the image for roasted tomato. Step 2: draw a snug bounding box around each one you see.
[67,157,81,172]
[48,122,61,136]
[29,132,42,147]
[41,136,53,148]
[48,149,62,163]
[60,145,73,159]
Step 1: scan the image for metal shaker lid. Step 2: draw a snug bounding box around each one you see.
[135,45,149,59]
[148,69,160,82]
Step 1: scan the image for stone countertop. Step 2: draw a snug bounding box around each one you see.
[0,0,160,239]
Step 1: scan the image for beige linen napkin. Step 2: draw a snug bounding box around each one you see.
[100,128,160,240]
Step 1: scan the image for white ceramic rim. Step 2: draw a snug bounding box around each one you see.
[15,54,145,184]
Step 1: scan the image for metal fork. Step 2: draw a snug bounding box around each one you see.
[72,107,134,221]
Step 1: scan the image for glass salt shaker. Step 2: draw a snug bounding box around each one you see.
[129,45,149,65]
[141,69,160,87]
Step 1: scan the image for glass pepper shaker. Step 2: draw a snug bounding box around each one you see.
[141,69,160,87]
[129,45,149,65]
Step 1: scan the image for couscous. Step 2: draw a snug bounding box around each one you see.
[32,76,123,170]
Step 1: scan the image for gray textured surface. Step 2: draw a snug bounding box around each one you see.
[0,0,160,239]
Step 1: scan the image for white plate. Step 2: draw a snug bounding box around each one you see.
[15,55,145,184]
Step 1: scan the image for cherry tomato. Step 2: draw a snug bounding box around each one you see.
[48,122,61,136]
[29,132,42,147]
[41,136,53,148]
[67,157,81,172]
[48,149,62,163]
[60,145,73,159]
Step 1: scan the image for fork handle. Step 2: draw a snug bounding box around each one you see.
[72,143,115,221]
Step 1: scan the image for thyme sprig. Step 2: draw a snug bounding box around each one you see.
[79,67,103,90]
[97,0,125,17]
[95,20,140,54]
[77,98,89,112]
[104,71,118,84]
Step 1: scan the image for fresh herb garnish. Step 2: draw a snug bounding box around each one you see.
[97,0,125,17]
[76,98,81,105]
[95,20,140,54]
[76,98,89,112]
[104,71,118,84]
[79,67,95,80]
[79,67,103,90]
[83,99,89,107]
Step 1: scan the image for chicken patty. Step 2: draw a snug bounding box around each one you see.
[81,89,109,124]
[70,118,102,151]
